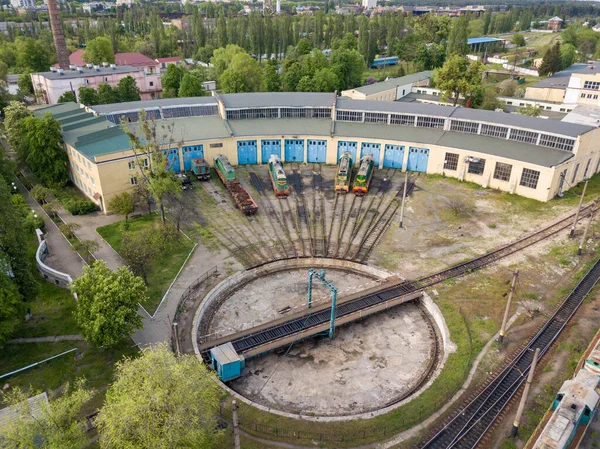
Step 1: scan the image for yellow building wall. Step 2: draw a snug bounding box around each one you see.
[524,86,566,103]
[83,129,600,212]
[65,144,104,209]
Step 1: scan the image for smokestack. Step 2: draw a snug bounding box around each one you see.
[276,0,280,13]
[47,0,69,70]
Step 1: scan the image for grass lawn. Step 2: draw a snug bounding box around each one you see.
[96,214,196,315]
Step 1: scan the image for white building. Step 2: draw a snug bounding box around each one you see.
[10,0,35,8]
[362,0,376,8]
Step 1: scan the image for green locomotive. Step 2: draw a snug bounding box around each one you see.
[214,154,236,183]
[213,154,258,215]
[352,154,375,195]
[335,151,353,193]
[268,155,290,198]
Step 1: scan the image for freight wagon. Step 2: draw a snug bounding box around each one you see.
[213,154,258,215]
[191,158,210,181]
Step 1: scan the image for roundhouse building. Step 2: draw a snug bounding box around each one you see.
[35,93,600,212]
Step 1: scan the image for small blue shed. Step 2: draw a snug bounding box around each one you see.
[210,342,245,381]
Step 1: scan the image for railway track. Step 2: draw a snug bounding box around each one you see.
[421,256,600,449]
[200,201,595,357]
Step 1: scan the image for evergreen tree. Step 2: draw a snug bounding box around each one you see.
[538,42,562,76]
[446,14,469,57]
[264,59,281,92]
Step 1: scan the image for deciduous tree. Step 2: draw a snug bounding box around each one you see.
[108,192,135,220]
[4,101,33,153]
[77,86,99,106]
[178,72,205,97]
[72,239,99,263]
[97,83,120,104]
[437,54,484,106]
[96,345,223,449]
[20,115,69,186]
[71,260,147,346]
[264,59,281,92]
[116,76,141,102]
[58,91,77,103]
[0,381,94,449]
[538,42,562,76]
[82,36,116,65]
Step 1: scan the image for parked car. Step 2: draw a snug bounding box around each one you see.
[175,173,193,190]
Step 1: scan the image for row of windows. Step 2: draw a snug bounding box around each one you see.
[538,134,575,151]
[127,158,149,170]
[583,81,600,90]
[580,93,599,100]
[450,120,478,134]
[105,105,218,124]
[509,128,538,145]
[443,152,540,189]
[226,107,332,120]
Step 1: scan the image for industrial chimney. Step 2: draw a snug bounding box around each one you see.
[47,0,69,70]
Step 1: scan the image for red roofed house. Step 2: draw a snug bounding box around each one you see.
[69,50,160,73]
[156,56,184,70]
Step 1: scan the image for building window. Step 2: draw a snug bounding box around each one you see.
[389,114,415,126]
[467,158,486,175]
[539,134,575,151]
[128,160,136,170]
[493,162,512,181]
[509,129,538,144]
[87,161,91,169]
[450,120,478,134]
[210,143,223,148]
[584,158,591,178]
[364,112,388,124]
[581,93,586,98]
[480,124,509,138]
[150,81,154,87]
[595,95,599,100]
[141,158,149,168]
[130,176,138,185]
[444,153,459,171]
[91,177,95,186]
[572,163,580,183]
[335,110,363,122]
[520,168,540,189]
[583,81,600,90]
[416,116,445,129]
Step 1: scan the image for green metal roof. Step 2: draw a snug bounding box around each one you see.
[127,116,231,145]
[33,102,81,118]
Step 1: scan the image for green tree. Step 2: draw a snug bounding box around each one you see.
[30,185,51,203]
[121,113,181,225]
[20,115,69,186]
[220,68,248,93]
[58,222,81,239]
[511,34,526,47]
[72,239,99,263]
[210,44,245,80]
[296,75,313,92]
[77,86,99,106]
[4,101,33,153]
[97,83,120,104]
[313,68,339,92]
[58,91,77,103]
[162,63,186,96]
[17,70,33,95]
[179,72,205,97]
[479,88,504,111]
[71,260,147,347]
[538,42,562,76]
[120,228,159,284]
[518,104,541,117]
[483,9,492,34]
[446,14,469,57]
[116,76,141,102]
[82,36,116,64]
[297,38,313,56]
[0,381,94,448]
[283,61,304,91]
[561,43,577,70]
[264,59,281,92]
[16,38,51,72]
[107,192,135,220]
[331,49,364,90]
[96,345,223,449]
[437,54,484,106]
[0,268,21,345]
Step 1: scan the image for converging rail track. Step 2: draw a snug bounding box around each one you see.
[199,202,595,360]
[420,256,600,449]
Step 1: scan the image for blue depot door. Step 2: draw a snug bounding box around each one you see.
[361,142,381,166]
[284,139,304,163]
[307,140,327,163]
[162,148,181,172]
[407,147,429,172]
[337,141,358,163]
[261,140,281,164]
[182,145,204,171]
[383,144,405,169]
[237,140,258,165]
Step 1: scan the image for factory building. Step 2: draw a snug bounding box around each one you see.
[34,92,600,212]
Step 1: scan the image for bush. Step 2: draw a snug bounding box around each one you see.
[64,199,97,215]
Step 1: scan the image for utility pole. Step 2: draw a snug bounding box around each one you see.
[399,171,409,228]
[232,400,241,449]
[570,180,588,238]
[511,347,540,437]
[578,199,598,255]
[497,269,519,343]
[172,322,181,356]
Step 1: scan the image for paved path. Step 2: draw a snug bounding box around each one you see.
[132,243,239,348]
[6,335,84,344]
[58,210,124,271]
[13,176,85,278]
